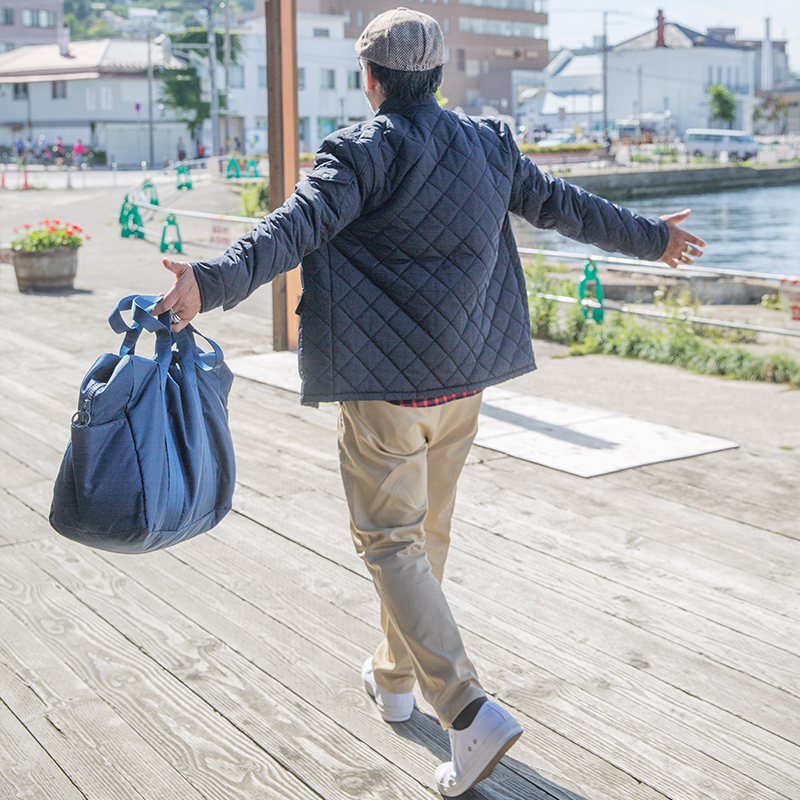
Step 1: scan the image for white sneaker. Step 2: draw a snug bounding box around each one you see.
[361,657,415,723]
[435,700,523,797]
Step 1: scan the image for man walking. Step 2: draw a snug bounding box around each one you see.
[155,8,704,795]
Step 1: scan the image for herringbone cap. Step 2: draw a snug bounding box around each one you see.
[355,7,444,72]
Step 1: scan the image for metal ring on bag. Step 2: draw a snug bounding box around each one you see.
[72,410,91,427]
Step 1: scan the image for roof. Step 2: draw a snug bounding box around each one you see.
[613,23,740,53]
[0,38,182,79]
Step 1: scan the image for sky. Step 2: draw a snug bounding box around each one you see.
[547,1,799,76]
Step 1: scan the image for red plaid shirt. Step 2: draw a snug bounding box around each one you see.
[390,389,481,408]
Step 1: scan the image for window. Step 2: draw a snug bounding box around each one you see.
[357,10,363,26]
[258,65,266,88]
[101,85,113,110]
[318,117,336,141]
[343,9,351,23]
[298,117,308,150]
[457,48,465,72]
[52,80,66,99]
[458,16,544,38]
[0,42,13,53]
[320,68,335,90]
[313,27,330,37]
[348,70,361,90]
[22,8,56,27]
[298,66,305,90]
[458,0,546,9]
[443,18,449,33]
[256,116,268,128]
[86,86,96,111]
[0,8,14,25]
[13,82,28,100]
[229,64,244,89]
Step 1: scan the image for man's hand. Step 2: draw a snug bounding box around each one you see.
[152,258,201,331]
[659,209,707,268]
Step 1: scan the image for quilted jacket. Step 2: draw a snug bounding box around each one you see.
[192,96,669,406]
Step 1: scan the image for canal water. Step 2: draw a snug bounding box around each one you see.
[511,183,800,277]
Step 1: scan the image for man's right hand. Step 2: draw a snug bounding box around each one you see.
[152,258,201,331]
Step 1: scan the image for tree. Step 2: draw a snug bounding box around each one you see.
[707,83,737,128]
[158,28,242,141]
[754,92,789,134]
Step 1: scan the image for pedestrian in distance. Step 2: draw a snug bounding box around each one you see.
[177,136,186,161]
[155,8,705,796]
[71,139,86,168]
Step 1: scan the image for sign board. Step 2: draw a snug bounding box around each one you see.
[780,279,800,330]
[209,219,233,249]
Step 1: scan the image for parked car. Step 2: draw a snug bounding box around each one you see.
[684,128,758,161]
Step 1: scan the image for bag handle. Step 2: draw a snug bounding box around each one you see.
[108,295,172,368]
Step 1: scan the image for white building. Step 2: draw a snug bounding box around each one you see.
[227,12,371,156]
[0,35,191,166]
[521,13,757,139]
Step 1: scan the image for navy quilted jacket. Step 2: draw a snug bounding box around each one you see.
[192,97,668,405]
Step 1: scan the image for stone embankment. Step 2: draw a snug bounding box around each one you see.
[566,163,800,201]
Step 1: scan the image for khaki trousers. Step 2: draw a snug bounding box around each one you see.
[338,394,485,727]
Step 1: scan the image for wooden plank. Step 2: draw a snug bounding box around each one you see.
[0,488,50,547]
[0,417,63,479]
[0,608,209,800]
[123,512,799,800]
[27,537,459,800]
[205,507,800,745]
[457,460,800,644]
[0,695,86,800]
[606,453,799,539]
[0,549,331,800]
[77,541,573,800]
[208,506,800,797]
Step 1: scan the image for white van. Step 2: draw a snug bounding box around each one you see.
[685,129,758,161]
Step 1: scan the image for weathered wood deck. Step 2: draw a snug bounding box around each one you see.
[1,272,799,800]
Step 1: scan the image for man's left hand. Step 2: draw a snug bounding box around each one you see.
[659,208,707,268]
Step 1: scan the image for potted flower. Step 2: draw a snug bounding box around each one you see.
[10,219,90,292]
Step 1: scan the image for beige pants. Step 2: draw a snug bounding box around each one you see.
[338,394,485,727]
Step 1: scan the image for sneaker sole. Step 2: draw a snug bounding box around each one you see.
[438,718,523,797]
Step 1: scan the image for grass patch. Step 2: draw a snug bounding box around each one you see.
[523,255,800,388]
[240,179,270,218]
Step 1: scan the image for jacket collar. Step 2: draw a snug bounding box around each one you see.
[375,95,440,117]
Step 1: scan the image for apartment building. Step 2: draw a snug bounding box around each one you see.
[0,0,64,53]
[300,0,548,115]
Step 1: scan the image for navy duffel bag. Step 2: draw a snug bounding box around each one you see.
[50,295,236,553]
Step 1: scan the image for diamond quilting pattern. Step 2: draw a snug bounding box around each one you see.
[296,100,536,404]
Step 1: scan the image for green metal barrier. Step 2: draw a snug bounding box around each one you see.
[160,213,182,253]
[119,196,145,239]
[176,163,192,191]
[578,260,605,323]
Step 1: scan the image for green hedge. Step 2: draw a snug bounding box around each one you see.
[520,143,603,155]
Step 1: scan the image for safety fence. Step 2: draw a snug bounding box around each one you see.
[119,159,800,340]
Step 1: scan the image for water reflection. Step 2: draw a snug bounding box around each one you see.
[512,184,800,276]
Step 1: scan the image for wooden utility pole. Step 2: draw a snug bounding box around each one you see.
[265,0,300,351]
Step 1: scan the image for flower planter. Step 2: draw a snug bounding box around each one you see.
[11,247,78,292]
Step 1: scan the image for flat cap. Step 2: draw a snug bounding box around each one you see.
[355,7,444,72]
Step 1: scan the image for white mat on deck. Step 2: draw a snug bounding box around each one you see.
[228,353,738,477]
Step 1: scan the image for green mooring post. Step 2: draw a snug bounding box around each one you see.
[578,260,605,323]
[142,178,159,206]
[176,163,192,190]
[226,158,240,179]
[245,159,259,178]
[160,213,182,253]
[120,198,145,239]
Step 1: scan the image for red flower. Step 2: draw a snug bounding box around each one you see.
[85,234,92,240]
[23,223,31,229]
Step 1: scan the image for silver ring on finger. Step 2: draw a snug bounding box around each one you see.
[171,311,181,323]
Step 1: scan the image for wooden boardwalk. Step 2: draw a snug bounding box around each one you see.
[1,272,799,800]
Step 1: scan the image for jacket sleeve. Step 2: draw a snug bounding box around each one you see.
[508,150,669,262]
[191,145,363,312]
